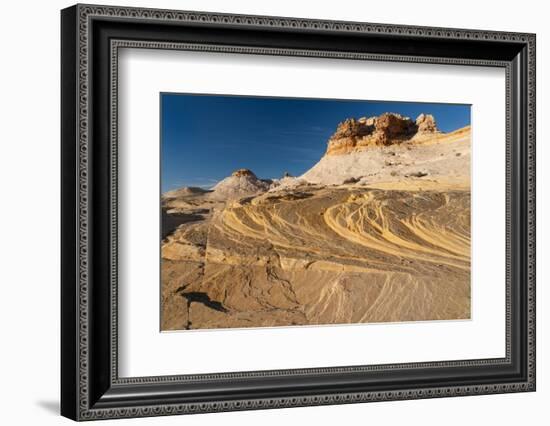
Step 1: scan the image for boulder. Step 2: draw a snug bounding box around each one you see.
[415,113,439,133]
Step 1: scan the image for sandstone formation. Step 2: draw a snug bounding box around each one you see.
[302,125,470,186]
[326,112,440,155]
[209,168,270,200]
[161,112,471,331]
[161,186,470,330]
[415,113,438,134]
[231,168,256,178]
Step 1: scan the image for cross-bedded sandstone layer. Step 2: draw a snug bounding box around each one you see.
[161,113,471,331]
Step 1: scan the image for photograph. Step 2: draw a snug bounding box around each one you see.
[160,94,472,331]
[57,3,536,420]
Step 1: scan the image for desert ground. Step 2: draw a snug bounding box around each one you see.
[161,113,471,330]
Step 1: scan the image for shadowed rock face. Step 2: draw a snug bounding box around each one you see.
[160,113,471,331]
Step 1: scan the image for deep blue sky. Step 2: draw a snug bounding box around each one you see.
[161,94,470,191]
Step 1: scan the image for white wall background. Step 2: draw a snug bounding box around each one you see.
[0,0,546,424]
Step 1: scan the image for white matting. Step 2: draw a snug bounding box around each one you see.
[117,48,506,377]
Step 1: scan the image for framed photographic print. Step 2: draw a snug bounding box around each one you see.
[61,4,536,421]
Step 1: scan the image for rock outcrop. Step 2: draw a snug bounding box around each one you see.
[326,113,440,156]
[231,168,256,178]
[415,113,438,134]
[302,125,469,186]
[210,168,270,200]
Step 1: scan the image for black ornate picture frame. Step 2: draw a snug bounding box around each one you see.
[61,4,536,421]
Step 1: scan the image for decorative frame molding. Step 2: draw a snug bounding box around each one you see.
[61,4,536,421]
